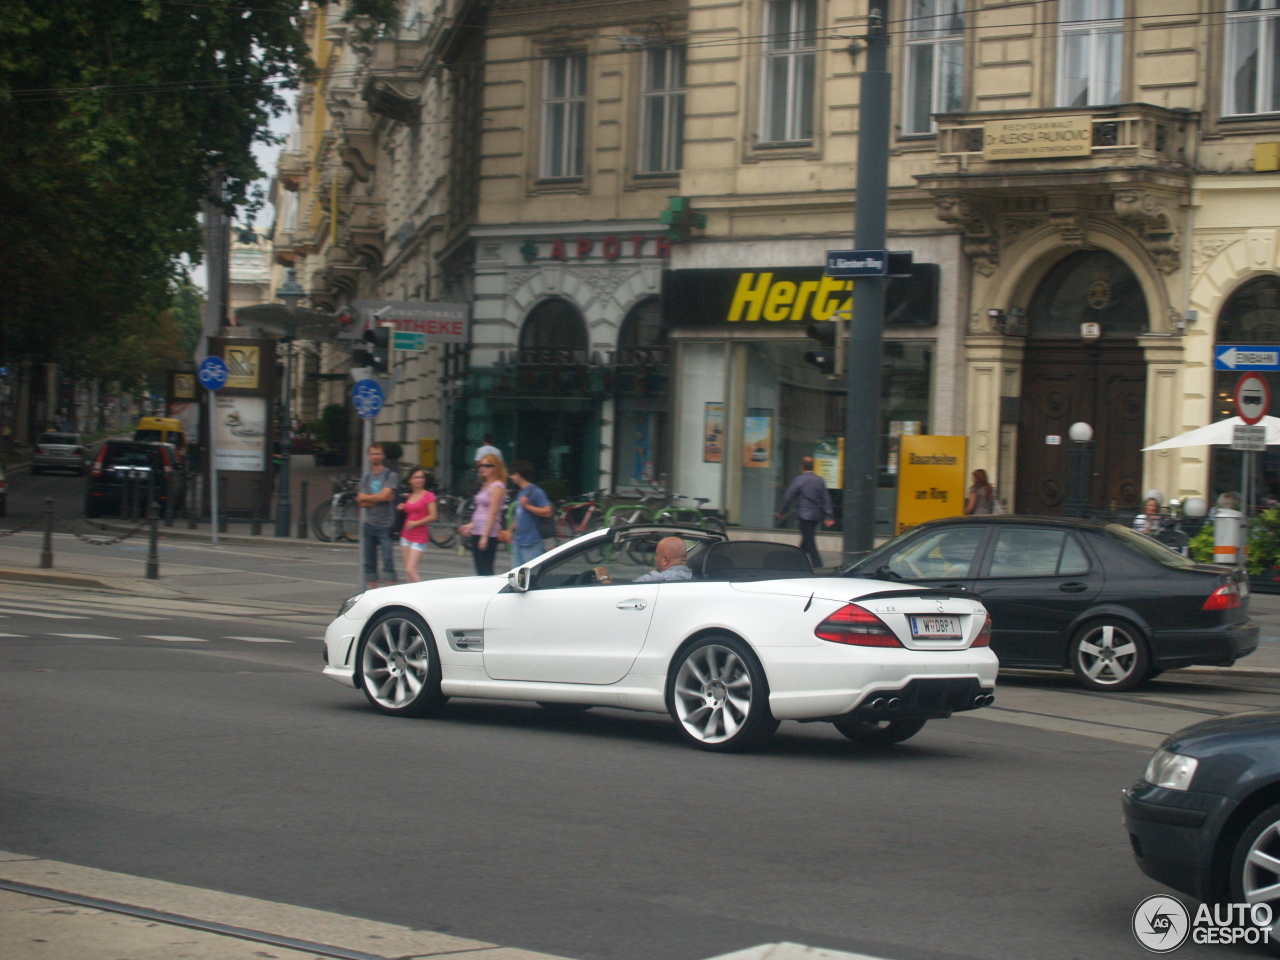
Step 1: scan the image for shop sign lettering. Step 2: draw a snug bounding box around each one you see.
[983,115,1093,160]
[522,236,671,262]
[895,436,968,534]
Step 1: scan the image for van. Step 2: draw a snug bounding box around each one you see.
[134,417,187,461]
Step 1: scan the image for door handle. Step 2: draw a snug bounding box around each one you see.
[1059,582,1088,593]
[616,599,647,611]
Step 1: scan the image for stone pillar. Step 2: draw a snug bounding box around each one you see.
[1139,334,1187,500]
[964,334,1025,509]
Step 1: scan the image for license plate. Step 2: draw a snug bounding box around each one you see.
[910,615,961,639]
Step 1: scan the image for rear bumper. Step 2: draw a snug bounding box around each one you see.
[1123,781,1235,902]
[33,455,84,470]
[841,676,995,721]
[1151,619,1259,668]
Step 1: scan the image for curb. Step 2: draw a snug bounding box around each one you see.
[90,523,358,549]
[1178,666,1280,679]
[0,567,113,589]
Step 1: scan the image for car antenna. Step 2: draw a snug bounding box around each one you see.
[803,591,814,612]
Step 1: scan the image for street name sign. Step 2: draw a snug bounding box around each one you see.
[197,356,228,391]
[826,249,888,277]
[1232,424,1267,452]
[1235,372,1271,425]
[1215,345,1280,371]
[352,379,385,420]
[392,331,427,351]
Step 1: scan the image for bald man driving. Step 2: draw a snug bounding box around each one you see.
[594,536,692,585]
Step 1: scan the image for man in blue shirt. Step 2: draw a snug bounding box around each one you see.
[777,456,834,569]
[504,460,553,567]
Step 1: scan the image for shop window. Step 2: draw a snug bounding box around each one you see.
[542,55,586,179]
[520,298,588,362]
[1057,0,1123,108]
[614,299,670,489]
[639,47,685,174]
[761,0,817,145]
[902,0,964,135]
[1224,0,1280,117]
[1025,250,1147,339]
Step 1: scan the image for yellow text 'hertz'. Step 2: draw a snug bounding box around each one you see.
[726,273,854,323]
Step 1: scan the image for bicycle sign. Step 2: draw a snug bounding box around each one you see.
[197,356,229,391]
[352,379,384,420]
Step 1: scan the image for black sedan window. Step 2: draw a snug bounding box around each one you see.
[987,528,1090,578]
[883,527,986,580]
[1105,524,1196,569]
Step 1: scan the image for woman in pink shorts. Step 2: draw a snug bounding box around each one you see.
[397,467,437,583]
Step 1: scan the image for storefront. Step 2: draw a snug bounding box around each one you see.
[663,236,964,535]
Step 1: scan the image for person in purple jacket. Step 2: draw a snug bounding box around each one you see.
[776,456,835,569]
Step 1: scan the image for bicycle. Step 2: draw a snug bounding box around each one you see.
[654,493,728,536]
[311,475,359,542]
[428,493,463,549]
[601,491,664,528]
[554,491,605,542]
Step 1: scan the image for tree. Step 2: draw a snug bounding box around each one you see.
[0,0,396,373]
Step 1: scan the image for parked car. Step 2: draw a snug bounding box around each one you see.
[31,432,89,475]
[323,525,999,752]
[84,440,181,518]
[841,516,1258,691]
[1124,711,1280,942]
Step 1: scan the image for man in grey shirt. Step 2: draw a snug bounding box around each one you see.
[594,537,691,585]
[356,442,399,588]
[777,456,835,569]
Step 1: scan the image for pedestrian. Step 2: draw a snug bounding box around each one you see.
[460,453,507,576]
[965,469,996,515]
[501,460,553,568]
[776,456,834,569]
[397,466,437,583]
[356,442,399,588]
[1133,496,1163,534]
[474,433,502,464]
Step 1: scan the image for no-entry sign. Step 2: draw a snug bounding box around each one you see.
[1235,373,1271,425]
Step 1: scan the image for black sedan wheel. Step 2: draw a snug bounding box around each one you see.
[832,717,927,745]
[1229,802,1280,945]
[1069,618,1149,692]
[356,611,446,717]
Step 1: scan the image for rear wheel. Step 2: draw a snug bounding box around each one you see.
[356,610,446,717]
[667,634,778,752]
[311,500,334,542]
[1070,618,1148,692]
[832,716,927,745]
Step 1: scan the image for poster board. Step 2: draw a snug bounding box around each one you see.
[742,409,772,468]
[895,435,967,534]
[213,396,267,471]
[703,403,724,462]
[813,437,843,489]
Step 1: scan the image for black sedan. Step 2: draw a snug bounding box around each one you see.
[842,516,1258,691]
[1124,712,1280,942]
[85,439,181,518]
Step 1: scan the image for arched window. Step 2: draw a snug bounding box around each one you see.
[616,297,667,364]
[519,298,587,363]
[1217,276,1280,343]
[1026,250,1147,339]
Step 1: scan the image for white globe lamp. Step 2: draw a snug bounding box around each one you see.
[1068,422,1093,443]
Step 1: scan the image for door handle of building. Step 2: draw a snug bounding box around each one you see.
[1059,582,1088,593]
[616,599,647,611]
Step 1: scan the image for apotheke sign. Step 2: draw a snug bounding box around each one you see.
[983,115,1093,160]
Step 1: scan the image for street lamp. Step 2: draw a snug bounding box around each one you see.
[1065,421,1094,518]
[274,269,305,537]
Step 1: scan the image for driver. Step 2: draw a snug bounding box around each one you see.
[594,536,692,585]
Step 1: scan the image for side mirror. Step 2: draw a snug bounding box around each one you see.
[508,566,531,592]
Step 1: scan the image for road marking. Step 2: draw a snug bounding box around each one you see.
[143,635,209,643]
[0,607,89,619]
[0,633,26,638]
[0,599,163,620]
[52,633,118,640]
[226,636,292,643]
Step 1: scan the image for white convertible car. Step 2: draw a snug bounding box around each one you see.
[323,525,998,752]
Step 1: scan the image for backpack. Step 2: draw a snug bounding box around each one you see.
[390,488,408,537]
[526,485,557,539]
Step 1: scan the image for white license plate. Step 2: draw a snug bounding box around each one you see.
[909,615,961,639]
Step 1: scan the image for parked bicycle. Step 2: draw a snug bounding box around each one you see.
[654,493,728,536]
[554,491,605,541]
[602,490,664,527]
[427,493,464,549]
[311,475,359,542]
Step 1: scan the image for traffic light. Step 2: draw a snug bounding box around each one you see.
[362,325,390,375]
[804,322,837,375]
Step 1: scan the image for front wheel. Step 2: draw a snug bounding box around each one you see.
[1227,802,1280,945]
[667,634,778,752]
[356,610,447,717]
[832,716,927,745]
[1069,618,1149,692]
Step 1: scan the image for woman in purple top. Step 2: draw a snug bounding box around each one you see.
[460,454,507,575]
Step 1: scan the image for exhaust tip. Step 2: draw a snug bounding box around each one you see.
[886,697,902,712]
[869,697,887,712]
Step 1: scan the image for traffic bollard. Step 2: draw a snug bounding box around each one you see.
[39,497,54,569]
[297,481,309,538]
[251,478,263,536]
[217,476,228,533]
[145,502,160,579]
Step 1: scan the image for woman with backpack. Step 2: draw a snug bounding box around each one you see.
[396,466,437,583]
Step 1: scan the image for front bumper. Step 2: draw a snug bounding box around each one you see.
[323,616,361,687]
[1122,781,1236,902]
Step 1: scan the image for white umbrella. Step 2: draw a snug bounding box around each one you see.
[1143,416,1280,451]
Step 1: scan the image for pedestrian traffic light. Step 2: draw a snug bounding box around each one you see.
[804,322,837,376]
[362,325,391,375]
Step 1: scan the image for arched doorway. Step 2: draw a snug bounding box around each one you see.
[614,298,670,488]
[519,297,588,358]
[1015,250,1148,515]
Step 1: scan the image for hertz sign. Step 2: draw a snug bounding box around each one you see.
[662,266,938,328]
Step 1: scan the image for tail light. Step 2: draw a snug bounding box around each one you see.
[158,447,172,476]
[91,446,108,477]
[1203,582,1242,611]
[973,613,993,646]
[815,604,902,647]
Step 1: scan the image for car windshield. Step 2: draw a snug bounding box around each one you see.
[134,430,165,442]
[105,446,156,468]
[38,434,78,445]
[1105,524,1196,569]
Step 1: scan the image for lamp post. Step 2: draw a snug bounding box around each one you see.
[274,269,305,537]
[1065,421,1094,518]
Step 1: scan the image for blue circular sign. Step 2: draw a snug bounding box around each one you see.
[352,379,384,420]
[198,356,229,391]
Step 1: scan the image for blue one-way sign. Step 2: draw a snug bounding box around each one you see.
[1215,344,1280,371]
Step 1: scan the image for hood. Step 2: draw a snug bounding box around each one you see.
[1164,710,1280,756]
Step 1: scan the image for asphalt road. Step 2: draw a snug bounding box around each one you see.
[0,586,1274,960]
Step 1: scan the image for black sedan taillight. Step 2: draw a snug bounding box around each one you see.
[815,604,903,647]
[1203,582,1242,611]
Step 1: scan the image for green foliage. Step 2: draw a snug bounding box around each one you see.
[170,280,204,361]
[1189,523,1215,564]
[1248,508,1280,576]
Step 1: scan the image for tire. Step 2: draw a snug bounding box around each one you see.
[355,610,447,717]
[1228,802,1280,946]
[1069,618,1149,692]
[428,520,457,549]
[311,500,334,542]
[537,702,592,716]
[332,497,359,542]
[1144,668,1165,681]
[626,538,657,566]
[832,716,928,745]
[667,634,778,752]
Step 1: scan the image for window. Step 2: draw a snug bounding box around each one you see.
[986,528,1090,578]
[1225,0,1280,116]
[640,47,685,173]
[761,0,817,144]
[1057,0,1123,108]
[519,298,589,362]
[884,527,986,581]
[542,55,586,179]
[903,0,964,135]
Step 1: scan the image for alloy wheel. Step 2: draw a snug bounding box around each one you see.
[1241,817,1280,937]
[361,617,431,709]
[672,643,754,745]
[1074,623,1140,687]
